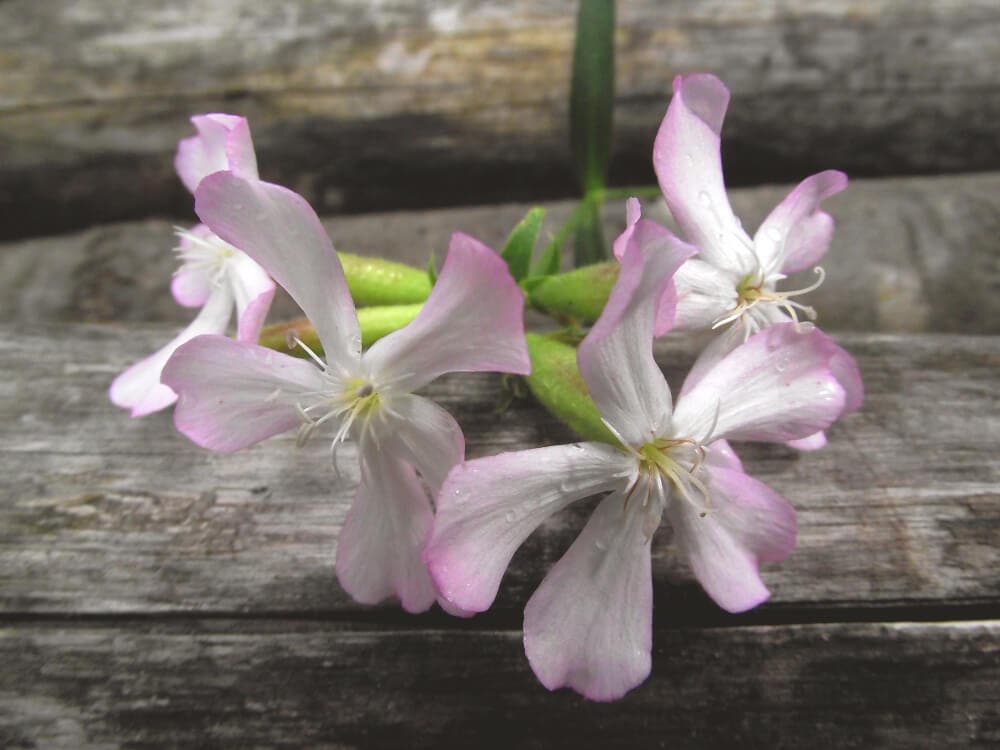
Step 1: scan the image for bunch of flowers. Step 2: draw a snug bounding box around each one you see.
[112,73,862,701]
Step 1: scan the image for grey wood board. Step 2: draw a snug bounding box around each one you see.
[3,1,1000,236]
[0,620,996,749]
[0,325,996,615]
[3,172,999,335]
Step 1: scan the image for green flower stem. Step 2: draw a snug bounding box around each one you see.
[525,332,618,446]
[259,304,423,355]
[527,261,618,323]
[339,252,431,306]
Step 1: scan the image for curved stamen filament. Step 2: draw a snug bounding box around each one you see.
[713,266,826,334]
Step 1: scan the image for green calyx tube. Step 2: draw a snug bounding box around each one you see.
[258,304,424,356]
[339,252,431,306]
[527,262,617,323]
[524,332,618,446]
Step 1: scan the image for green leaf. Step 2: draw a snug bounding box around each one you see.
[500,207,545,281]
[532,235,564,278]
[573,193,607,266]
[570,0,615,195]
[426,251,439,285]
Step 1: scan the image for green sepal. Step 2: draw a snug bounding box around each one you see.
[501,207,545,281]
[528,261,618,323]
[258,304,423,356]
[339,252,431,306]
[427,252,439,286]
[525,332,618,446]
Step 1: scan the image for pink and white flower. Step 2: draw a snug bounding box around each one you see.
[161,172,530,613]
[109,115,275,417]
[617,73,861,448]
[425,219,860,700]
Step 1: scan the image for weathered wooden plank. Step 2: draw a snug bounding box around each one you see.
[0,325,996,615]
[0,620,996,749]
[3,172,999,334]
[2,1,999,237]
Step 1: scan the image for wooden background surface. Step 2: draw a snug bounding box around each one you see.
[1,1,999,747]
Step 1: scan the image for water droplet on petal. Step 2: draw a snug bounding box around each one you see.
[698,190,713,207]
[504,510,517,524]
[767,227,783,242]
[595,539,607,551]
[684,153,695,166]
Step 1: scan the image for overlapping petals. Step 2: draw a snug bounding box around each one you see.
[168,171,530,612]
[110,114,275,417]
[427,226,851,700]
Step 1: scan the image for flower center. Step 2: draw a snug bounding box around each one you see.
[712,266,826,338]
[632,437,711,517]
[173,227,238,287]
[279,336,385,456]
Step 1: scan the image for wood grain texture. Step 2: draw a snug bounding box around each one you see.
[3,172,999,334]
[3,0,999,237]
[1,325,996,616]
[0,620,996,749]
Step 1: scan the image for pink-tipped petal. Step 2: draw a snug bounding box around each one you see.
[667,464,796,613]
[653,73,754,275]
[161,334,325,453]
[426,442,632,613]
[671,258,741,332]
[377,393,464,495]
[523,491,654,702]
[754,170,848,276]
[362,232,529,393]
[785,431,828,451]
[577,220,695,447]
[170,268,212,309]
[611,197,643,261]
[230,253,276,343]
[175,114,257,194]
[195,173,361,370]
[335,441,437,613]
[109,286,233,418]
[831,344,864,415]
[673,323,848,444]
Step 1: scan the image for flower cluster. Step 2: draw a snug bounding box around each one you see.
[112,73,862,701]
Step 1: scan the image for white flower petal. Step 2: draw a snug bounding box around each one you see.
[426,442,632,613]
[753,170,848,276]
[161,334,326,453]
[335,440,437,613]
[672,323,848,444]
[362,232,529,393]
[174,114,257,194]
[671,258,740,331]
[229,253,275,343]
[376,393,464,495]
[523,490,654,702]
[110,286,233,417]
[577,220,694,447]
[195,173,361,372]
[653,73,756,275]
[666,463,796,612]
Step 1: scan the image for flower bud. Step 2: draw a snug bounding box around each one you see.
[525,333,618,445]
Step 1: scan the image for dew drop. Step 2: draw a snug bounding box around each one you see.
[684,153,695,166]
[504,510,517,524]
[595,539,607,551]
[698,190,713,207]
[767,227,783,242]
